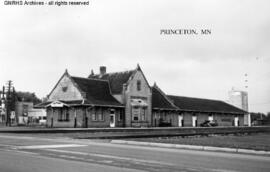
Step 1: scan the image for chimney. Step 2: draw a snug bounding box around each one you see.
[90,69,94,76]
[100,66,106,76]
[123,83,127,91]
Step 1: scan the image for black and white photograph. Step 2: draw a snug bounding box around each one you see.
[0,0,269,171]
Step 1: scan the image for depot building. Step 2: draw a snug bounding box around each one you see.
[37,65,247,128]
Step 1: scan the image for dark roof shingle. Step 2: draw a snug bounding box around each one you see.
[168,95,245,114]
[71,76,123,107]
[88,70,135,94]
[152,85,177,110]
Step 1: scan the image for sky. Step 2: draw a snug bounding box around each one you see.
[0,0,269,114]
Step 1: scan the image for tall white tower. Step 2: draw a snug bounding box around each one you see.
[228,88,248,111]
[228,88,250,126]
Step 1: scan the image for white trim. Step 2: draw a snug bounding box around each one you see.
[46,101,69,108]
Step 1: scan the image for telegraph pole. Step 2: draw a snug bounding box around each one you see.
[1,86,5,124]
[5,80,14,127]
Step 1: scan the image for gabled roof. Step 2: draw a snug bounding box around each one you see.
[88,70,135,94]
[152,84,178,110]
[47,69,69,99]
[44,69,123,108]
[167,95,246,114]
[70,76,123,107]
[88,64,151,94]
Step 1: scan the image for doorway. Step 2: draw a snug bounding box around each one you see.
[110,109,115,127]
[234,117,239,127]
[178,115,183,127]
[192,116,197,127]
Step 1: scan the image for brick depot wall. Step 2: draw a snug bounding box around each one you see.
[46,108,52,127]
[46,106,245,128]
[214,113,244,126]
[239,114,244,126]
[85,107,124,128]
[175,112,245,127]
[47,106,125,128]
[85,107,110,128]
[85,107,122,128]
[74,108,84,128]
[171,113,179,127]
[152,111,178,127]
[183,112,192,127]
[46,108,75,128]
[244,113,251,126]
[214,113,234,126]
[153,112,245,128]
[124,70,152,127]
[197,113,208,125]
[116,108,125,127]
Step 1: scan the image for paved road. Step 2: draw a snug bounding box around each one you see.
[0,134,269,172]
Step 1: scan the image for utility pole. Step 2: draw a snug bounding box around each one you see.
[5,80,14,127]
[1,86,5,123]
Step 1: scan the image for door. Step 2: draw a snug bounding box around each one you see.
[110,109,116,128]
[234,117,239,127]
[192,116,197,127]
[83,109,88,128]
[208,115,213,121]
[110,114,115,127]
[178,115,183,127]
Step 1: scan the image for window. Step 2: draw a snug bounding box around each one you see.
[133,114,139,121]
[132,106,140,121]
[141,108,146,121]
[98,113,104,121]
[58,109,70,122]
[164,113,167,122]
[141,114,145,121]
[58,109,62,121]
[65,111,69,121]
[118,111,123,121]
[156,113,160,119]
[23,104,28,116]
[92,108,105,121]
[137,80,141,91]
[92,113,97,121]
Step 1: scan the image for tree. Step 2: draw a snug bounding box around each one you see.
[265,112,270,120]
[16,91,42,105]
[250,112,266,123]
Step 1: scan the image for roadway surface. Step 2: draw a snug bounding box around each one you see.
[0,134,269,172]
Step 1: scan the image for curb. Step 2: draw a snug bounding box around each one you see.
[111,140,270,156]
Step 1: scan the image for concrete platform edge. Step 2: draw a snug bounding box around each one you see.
[110,140,270,156]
